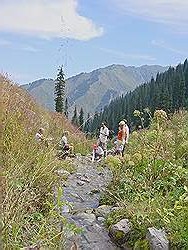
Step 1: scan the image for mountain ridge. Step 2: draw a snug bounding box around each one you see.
[22,64,168,116]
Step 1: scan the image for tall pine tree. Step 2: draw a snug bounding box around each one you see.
[64,98,68,118]
[54,66,66,113]
[78,107,84,130]
[72,106,78,126]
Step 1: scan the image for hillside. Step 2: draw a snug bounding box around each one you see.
[103,110,188,248]
[22,64,167,116]
[1,75,90,249]
[87,59,188,132]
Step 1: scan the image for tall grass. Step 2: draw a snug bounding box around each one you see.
[103,110,188,249]
[1,75,90,249]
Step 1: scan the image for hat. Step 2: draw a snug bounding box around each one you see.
[119,121,125,126]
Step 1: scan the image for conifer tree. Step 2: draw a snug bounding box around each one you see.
[78,107,84,130]
[54,66,66,113]
[84,113,91,132]
[64,98,68,118]
[71,106,78,126]
[88,59,188,132]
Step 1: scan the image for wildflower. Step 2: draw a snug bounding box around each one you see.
[133,110,141,117]
[128,161,135,166]
[132,153,142,164]
[154,109,167,120]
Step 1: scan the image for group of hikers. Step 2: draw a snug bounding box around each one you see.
[92,120,129,162]
[35,119,129,162]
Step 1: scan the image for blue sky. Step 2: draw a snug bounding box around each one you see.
[0,0,187,84]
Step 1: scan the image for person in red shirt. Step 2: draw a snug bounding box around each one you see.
[117,120,129,156]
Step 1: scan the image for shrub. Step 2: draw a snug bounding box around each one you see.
[102,111,188,248]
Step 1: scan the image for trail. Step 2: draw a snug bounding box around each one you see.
[60,155,120,250]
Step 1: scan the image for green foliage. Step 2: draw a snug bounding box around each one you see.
[71,106,79,126]
[55,65,66,113]
[1,77,86,249]
[88,59,188,133]
[102,111,188,248]
[64,97,69,118]
[78,107,84,130]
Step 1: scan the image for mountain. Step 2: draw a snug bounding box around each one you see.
[22,64,168,116]
[88,59,188,132]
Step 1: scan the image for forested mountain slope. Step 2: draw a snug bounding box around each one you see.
[87,59,188,132]
[22,64,167,116]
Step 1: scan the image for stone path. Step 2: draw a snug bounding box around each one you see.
[60,155,120,250]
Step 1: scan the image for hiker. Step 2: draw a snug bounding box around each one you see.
[35,128,53,146]
[59,131,74,155]
[98,122,109,157]
[117,120,129,156]
[35,128,45,142]
[91,144,104,162]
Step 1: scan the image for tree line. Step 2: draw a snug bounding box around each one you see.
[54,59,188,134]
[85,59,188,134]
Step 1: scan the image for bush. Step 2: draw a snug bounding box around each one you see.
[102,111,188,248]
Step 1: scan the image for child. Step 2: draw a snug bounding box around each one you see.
[91,144,104,162]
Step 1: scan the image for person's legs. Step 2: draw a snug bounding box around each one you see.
[102,142,107,158]
[122,144,126,157]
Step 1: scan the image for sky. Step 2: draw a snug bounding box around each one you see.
[0,0,187,84]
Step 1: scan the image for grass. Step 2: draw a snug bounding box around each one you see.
[1,75,91,249]
[102,110,188,249]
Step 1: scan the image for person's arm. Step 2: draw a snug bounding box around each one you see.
[91,149,95,162]
[125,126,129,143]
[122,129,126,145]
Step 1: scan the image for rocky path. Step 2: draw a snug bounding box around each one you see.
[59,155,120,250]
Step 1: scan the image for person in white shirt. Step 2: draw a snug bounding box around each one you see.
[92,144,104,162]
[59,131,74,154]
[98,122,109,157]
[35,128,45,142]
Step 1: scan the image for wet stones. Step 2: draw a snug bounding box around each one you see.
[73,212,96,224]
[109,219,132,246]
[95,205,113,218]
[146,227,169,250]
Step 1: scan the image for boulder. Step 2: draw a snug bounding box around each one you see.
[146,227,169,250]
[97,216,105,223]
[74,212,96,224]
[95,205,113,217]
[77,180,85,186]
[109,219,132,246]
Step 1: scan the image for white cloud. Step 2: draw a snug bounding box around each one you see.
[114,0,188,32]
[99,47,156,61]
[151,40,187,56]
[0,0,103,40]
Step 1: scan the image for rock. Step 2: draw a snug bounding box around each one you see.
[109,219,132,246]
[24,246,39,250]
[62,205,70,213]
[77,180,85,186]
[98,172,104,176]
[80,177,90,183]
[74,212,96,224]
[95,205,113,218]
[89,189,100,195]
[70,193,84,201]
[56,169,70,177]
[85,209,94,214]
[146,227,169,250]
[97,216,105,223]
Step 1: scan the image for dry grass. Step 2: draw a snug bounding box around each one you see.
[0,75,91,249]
